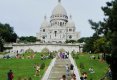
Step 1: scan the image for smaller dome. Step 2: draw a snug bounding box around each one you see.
[66,15,75,27]
[41,16,50,27]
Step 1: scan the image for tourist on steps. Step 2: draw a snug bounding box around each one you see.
[70,64,74,75]
[60,75,67,80]
[71,73,76,80]
[65,64,70,76]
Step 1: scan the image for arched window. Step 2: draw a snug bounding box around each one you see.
[54,31,57,37]
[69,35,72,39]
[60,22,62,26]
[42,36,45,39]
[43,29,45,32]
[69,29,72,31]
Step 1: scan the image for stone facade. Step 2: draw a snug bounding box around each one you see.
[36,0,80,43]
[11,43,83,53]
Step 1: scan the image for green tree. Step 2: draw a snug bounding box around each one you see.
[93,37,111,53]
[65,40,76,43]
[89,1,117,79]
[19,36,37,42]
[0,23,18,42]
[101,1,117,79]
[77,37,89,43]
[0,23,17,52]
[83,20,101,53]
[83,37,95,53]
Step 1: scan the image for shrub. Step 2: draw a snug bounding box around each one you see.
[40,63,45,69]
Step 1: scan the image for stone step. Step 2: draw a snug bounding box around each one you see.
[56,59,71,62]
[51,67,66,72]
[49,72,66,76]
[55,62,71,65]
[48,74,72,80]
[48,72,65,79]
[48,77,60,80]
[47,58,72,80]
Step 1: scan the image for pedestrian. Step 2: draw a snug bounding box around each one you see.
[89,67,95,73]
[34,64,40,76]
[60,75,67,80]
[71,73,76,80]
[65,64,69,76]
[70,64,74,74]
[7,70,14,80]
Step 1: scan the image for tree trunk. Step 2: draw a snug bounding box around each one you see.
[111,31,117,80]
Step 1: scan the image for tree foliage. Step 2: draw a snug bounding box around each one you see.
[86,0,117,79]
[19,36,37,42]
[65,40,76,43]
[77,37,89,43]
[93,37,111,53]
[0,23,18,42]
[101,1,117,79]
[0,23,18,52]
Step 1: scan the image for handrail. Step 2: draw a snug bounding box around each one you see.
[41,57,56,80]
[69,54,81,80]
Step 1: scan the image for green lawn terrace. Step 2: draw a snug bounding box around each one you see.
[0,52,52,80]
[73,53,110,80]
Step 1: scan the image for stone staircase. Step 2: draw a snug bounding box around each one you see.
[48,58,72,80]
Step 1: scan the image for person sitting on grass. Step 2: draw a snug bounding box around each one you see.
[34,64,40,76]
[89,67,95,73]
[80,72,87,80]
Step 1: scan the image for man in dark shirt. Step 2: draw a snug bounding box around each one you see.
[70,64,74,74]
[7,70,14,80]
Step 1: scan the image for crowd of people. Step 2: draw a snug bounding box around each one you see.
[58,52,69,59]
[5,51,111,80]
[60,73,76,80]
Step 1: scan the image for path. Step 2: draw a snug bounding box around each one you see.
[48,58,71,80]
[42,54,81,80]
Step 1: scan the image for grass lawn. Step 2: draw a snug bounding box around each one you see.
[0,52,52,80]
[73,53,109,80]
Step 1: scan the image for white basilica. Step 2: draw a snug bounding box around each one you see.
[36,0,80,43]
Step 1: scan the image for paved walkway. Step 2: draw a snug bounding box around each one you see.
[42,54,81,80]
[48,58,71,80]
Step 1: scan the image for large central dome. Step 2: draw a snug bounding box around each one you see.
[50,0,68,22]
[52,3,67,16]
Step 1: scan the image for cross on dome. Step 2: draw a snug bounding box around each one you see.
[58,0,61,3]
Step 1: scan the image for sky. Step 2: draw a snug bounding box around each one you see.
[0,0,112,37]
